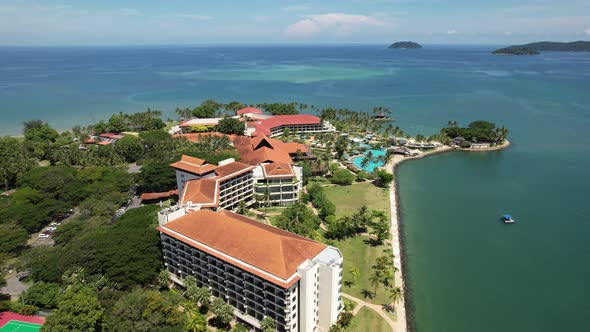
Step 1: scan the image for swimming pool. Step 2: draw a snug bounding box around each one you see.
[352,149,385,172]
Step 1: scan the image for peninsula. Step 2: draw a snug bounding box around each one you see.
[492,41,590,55]
[389,41,422,49]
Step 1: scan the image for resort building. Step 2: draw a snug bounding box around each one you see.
[245,115,335,138]
[170,155,255,212]
[234,135,312,206]
[253,162,302,206]
[157,209,343,332]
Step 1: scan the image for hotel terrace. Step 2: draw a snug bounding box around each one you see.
[157,209,343,332]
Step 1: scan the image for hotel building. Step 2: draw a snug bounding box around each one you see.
[157,209,343,332]
[171,155,255,211]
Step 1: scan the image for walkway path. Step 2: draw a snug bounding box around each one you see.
[342,293,397,331]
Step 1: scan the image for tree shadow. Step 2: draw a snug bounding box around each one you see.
[343,280,353,288]
[361,289,374,299]
[208,317,231,330]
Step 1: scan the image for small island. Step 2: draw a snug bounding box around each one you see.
[389,41,422,49]
[492,41,590,55]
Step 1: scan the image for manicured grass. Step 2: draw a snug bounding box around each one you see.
[323,183,390,218]
[335,236,392,305]
[262,207,288,215]
[345,307,391,332]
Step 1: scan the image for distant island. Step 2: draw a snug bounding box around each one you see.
[389,41,422,49]
[492,41,590,55]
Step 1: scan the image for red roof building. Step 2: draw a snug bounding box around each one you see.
[248,114,333,137]
[236,107,263,116]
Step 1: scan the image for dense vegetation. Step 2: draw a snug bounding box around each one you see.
[388,41,422,49]
[441,120,508,144]
[492,41,590,55]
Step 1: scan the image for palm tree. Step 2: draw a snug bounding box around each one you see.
[194,286,211,309]
[380,268,395,288]
[369,270,382,297]
[388,287,403,312]
[263,185,271,214]
[237,200,247,215]
[260,316,277,332]
[211,298,234,326]
[349,267,360,286]
[184,301,207,332]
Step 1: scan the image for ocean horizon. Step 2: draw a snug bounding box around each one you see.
[1,45,589,331]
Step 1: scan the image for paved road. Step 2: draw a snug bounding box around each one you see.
[1,271,30,300]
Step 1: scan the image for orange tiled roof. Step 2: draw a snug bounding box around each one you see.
[236,107,263,116]
[173,132,237,143]
[214,161,255,178]
[177,160,254,206]
[263,162,295,177]
[140,190,178,201]
[180,179,218,207]
[157,209,327,287]
[170,155,218,175]
[234,135,310,165]
[240,146,293,165]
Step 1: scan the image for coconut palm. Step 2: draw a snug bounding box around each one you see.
[369,270,382,297]
[194,286,211,309]
[184,301,207,332]
[389,287,403,305]
[388,287,404,312]
[237,200,248,215]
[211,298,234,326]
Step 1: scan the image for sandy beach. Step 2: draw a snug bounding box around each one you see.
[384,142,509,331]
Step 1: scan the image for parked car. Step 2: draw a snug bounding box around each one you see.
[47,226,57,231]
[38,233,50,238]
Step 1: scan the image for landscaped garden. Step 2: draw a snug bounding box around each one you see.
[324,182,390,219]
[345,307,392,332]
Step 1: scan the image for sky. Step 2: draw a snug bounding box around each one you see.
[0,0,589,45]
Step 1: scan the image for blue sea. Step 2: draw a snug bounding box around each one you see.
[1,45,589,331]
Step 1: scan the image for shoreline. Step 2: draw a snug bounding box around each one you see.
[384,141,510,332]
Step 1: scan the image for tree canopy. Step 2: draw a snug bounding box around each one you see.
[215,117,244,135]
[275,202,320,238]
[41,287,104,332]
[105,288,186,331]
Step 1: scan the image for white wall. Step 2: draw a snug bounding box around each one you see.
[297,261,320,332]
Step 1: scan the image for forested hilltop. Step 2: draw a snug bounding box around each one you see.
[493,41,590,55]
[388,41,422,49]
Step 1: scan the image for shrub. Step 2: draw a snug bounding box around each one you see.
[331,169,354,186]
[356,171,368,182]
[375,169,394,188]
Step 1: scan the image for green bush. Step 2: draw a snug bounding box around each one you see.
[331,169,354,186]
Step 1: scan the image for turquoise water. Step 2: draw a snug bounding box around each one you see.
[1,45,589,331]
[352,149,385,172]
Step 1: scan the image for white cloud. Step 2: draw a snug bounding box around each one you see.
[585,28,590,35]
[176,14,212,21]
[447,29,456,34]
[285,13,387,38]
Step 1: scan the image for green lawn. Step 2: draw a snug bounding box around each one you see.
[267,215,280,226]
[345,307,391,332]
[335,236,392,305]
[323,183,390,218]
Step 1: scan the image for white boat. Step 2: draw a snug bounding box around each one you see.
[502,214,515,224]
